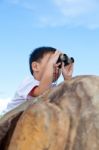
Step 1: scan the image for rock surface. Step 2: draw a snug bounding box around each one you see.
[0,75,99,150]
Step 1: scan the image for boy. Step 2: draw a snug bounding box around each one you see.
[5,46,74,113]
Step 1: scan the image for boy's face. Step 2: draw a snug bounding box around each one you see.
[53,64,61,82]
[32,52,61,82]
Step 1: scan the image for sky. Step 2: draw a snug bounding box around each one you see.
[0,0,99,114]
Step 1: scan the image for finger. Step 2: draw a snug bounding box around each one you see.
[65,63,73,69]
[54,50,61,56]
[62,62,65,69]
[52,51,61,63]
[55,62,61,67]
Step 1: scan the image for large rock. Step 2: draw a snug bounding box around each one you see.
[0,75,99,150]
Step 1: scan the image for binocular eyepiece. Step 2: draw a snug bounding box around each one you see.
[57,53,74,68]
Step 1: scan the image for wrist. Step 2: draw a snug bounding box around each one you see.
[64,75,72,80]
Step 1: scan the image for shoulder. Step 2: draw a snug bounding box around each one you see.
[18,76,39,90]
[15,76,39,98]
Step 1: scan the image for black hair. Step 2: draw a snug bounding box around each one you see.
[29,46,56,75]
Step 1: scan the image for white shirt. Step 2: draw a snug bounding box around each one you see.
[5,76,39,113]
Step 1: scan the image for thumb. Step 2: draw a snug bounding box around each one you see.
[62,62,65,69]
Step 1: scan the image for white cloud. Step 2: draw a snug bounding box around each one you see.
[6,0,20,4]
[5,0,99,29]
[53,0,97,17]
[52,0,99,29]
[6,0,36,11]
[0,98,11,115]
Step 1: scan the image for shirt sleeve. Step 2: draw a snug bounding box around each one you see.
[17,77,39,99]
[5,76,39,113]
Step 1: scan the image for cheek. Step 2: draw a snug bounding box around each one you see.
[40,64,47,75]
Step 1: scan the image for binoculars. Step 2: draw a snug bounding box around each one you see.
[57,53,74,68]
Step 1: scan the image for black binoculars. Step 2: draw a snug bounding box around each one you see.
[57,53,74,68]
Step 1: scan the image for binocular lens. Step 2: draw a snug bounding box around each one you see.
[57,54,74,68]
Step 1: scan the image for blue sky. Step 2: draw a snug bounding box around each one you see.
[0,0,99,113]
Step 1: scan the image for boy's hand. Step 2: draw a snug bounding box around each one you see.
[62,63,74,80]
[48,51,61,65]
[46,51,61,80]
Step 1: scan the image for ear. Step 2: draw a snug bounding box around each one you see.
[31,62,40,73]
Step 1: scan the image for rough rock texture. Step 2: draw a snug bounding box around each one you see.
[0,75,99,150]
